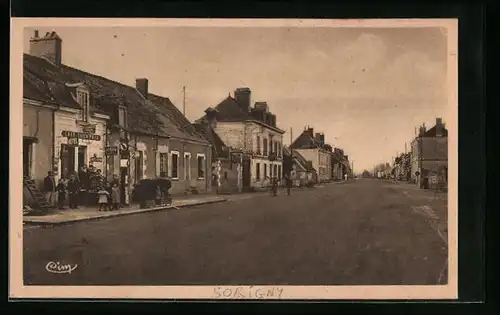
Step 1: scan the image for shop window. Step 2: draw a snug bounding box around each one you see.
[159,153,168,177]
[197,154,206,179]
[171,151,179,179]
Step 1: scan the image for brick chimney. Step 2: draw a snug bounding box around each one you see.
[435,117,444,137]
[136,78,149,99]
[419,123,427,137]
[29,30,62,66]
[234,87,251,113]
[204,107,218,128]
[315,133,322,144]
[305,126,314,137]
[320,133,325,145]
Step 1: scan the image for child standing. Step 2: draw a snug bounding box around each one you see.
[111,183,120,210]
[97,187,110,212]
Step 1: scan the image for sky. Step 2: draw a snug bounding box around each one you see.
[23,25,450,173]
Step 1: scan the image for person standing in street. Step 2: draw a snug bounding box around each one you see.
[285,173,292,196]
[56,178,67,210]
[43,171,56,208]
[111,182,121,210]
[271,176,278,197]
[67,173,80,209]
[97,186,110,212]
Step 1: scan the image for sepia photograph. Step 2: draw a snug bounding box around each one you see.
[10,18,458,300]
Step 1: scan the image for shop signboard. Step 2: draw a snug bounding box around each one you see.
[62,130,101,141]
[90,154,103,163]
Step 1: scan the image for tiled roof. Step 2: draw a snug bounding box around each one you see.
[424,125,448,137]
[23,53,208,144]
[290,131,321,150]
[207,95,253,122]
[192,122,228,158]
[292,149,316,172]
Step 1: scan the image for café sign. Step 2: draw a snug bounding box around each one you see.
[62,130,101,141]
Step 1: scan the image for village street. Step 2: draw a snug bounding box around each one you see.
[23,179,448,286]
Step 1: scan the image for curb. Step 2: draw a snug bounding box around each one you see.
[23,198,228,227]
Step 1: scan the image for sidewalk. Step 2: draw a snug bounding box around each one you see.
[23,180,349,226]
[23,194,227,226]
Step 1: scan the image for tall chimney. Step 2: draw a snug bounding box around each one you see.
[435,117,444,137]
[419,123,427,137]
[306,127,314,137]
[315,133,322,144]
[234,87,251,113]
[136,78,149,99]
[320,133,325,145]
[29,30,62,66]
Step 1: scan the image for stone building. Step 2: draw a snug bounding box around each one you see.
[290,127,332,183]
[410,118,448,189]
[196,88,285,191]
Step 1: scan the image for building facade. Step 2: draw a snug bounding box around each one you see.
[197,88,285,191]
[24,30,212,205]
[290,127,332,183]
[410,118,448,189]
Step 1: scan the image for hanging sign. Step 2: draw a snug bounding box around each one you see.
[120,142,128,151]
[62,130,101,141]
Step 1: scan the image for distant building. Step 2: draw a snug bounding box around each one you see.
[410,118,448,189]
[283,146,317,187]
[196,88,286,191]
[290,127,332,183]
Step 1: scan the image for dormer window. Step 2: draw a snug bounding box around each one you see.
[76,87,90,122]
[118,105,128,128]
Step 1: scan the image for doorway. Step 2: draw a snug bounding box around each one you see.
[60,144,75,179]
[78,146,87,170]
[23,138,33,178]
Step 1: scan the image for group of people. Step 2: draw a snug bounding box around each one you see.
[270,174,293,197]
[96,182,121,212]
[42,166,122,210]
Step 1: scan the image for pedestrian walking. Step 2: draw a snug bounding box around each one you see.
[67,173,81,209]
[271,177,278,197]
[111,182,121,210]
[105,182,113,210]
[97,187,110,212]
[56,178,66,210]
[43,171,56,208]
[284,174,292,196]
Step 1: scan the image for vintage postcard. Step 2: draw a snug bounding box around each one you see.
[10,18,458,300]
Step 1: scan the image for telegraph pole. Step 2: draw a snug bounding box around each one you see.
[290,127,293,146]
[183,86,186,116]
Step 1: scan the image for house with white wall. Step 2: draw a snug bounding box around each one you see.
[196,88,285,191]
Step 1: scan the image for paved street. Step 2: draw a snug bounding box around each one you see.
[23,179,448,286]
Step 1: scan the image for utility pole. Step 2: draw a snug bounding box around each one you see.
[182,86,186,116]
[290,127,293,146]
